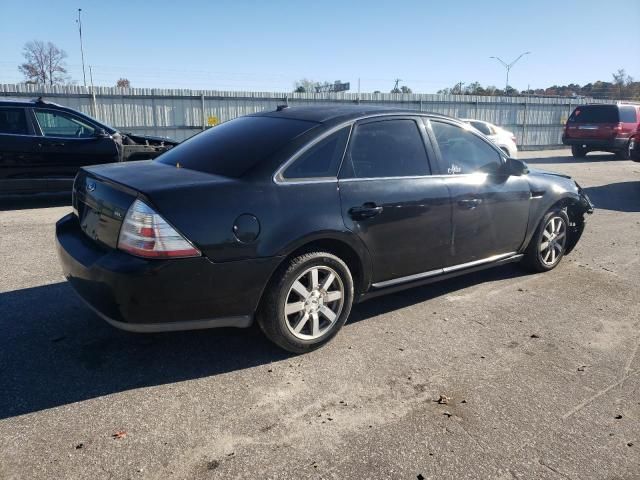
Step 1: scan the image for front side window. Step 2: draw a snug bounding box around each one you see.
[283,126,350,179]
[431,121,502,174]
[35,109,96,137]
[340,119,430,178]
[0,108,29,135]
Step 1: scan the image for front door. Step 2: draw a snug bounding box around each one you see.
[33,108,118,189]
[429,119,530,266]
[338,117,452,285]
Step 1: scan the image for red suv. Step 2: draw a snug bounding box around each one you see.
[562,103,639,160]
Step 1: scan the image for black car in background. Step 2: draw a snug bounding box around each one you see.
[56,106,593,353]
[0,98,178,195]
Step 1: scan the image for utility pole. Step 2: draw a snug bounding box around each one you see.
[77,8,87,87]
[393,78,402,92]
[489,51,531,91]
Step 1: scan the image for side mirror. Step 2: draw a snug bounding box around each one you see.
[95,128,110,139]
[503,157,529,176]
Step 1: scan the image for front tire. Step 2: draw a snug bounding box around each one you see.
[571,145,587,158]
[257,252,354,353]
[521,209,570,272]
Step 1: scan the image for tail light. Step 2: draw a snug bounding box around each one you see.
[612,122,624,134]
[511,135,517,143]
[117,199,201,258]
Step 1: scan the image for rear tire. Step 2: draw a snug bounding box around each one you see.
[257,252,354,353]
[571,145,587,158]
[617,140,633,160]
[521,209,570,273]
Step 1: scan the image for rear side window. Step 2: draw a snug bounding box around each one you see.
[0,108,29,135]
[619,106,637,123]
[158,116,317,178]
[283,126,350,179]
[431,121,502,174]
[568,106,618,123]
[340,119,430,178]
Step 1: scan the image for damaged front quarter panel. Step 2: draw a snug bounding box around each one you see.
[118,132,179,162]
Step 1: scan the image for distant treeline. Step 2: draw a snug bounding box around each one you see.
[437,70,639,100]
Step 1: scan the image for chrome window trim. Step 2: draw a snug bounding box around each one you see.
[273,121,354,185]
[371,252,518,288]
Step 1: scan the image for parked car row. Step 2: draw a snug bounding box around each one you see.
[55,105,593,352]
[0,98,178,195]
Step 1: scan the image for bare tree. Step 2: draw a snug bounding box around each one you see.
[19,41,70,86]
[293,78,319,93]
[116,78,131,88]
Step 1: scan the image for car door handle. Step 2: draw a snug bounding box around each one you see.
[348,203,383,220]
[458,198,482,209]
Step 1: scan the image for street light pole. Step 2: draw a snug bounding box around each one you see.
[489,51,531,92]
[77,8,87,87]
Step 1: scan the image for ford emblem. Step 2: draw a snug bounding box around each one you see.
[87,182,96,192]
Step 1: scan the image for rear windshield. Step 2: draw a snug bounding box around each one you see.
[568,105,618,123]
[157,116,317,177]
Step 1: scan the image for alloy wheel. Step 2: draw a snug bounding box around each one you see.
[284,266,345,340]
[539,216,567,266]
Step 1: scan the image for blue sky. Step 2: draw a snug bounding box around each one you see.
[0,0,638,93]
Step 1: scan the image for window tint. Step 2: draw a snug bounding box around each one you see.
[619,106,637,123]
[340,119,430,178]
[431,121,502,174]
[35,109,96,137]
[470,121,492,136]
[158,116,316,178]
[0,108,29,135]
[568,105,618,123]
[283,127,350,179]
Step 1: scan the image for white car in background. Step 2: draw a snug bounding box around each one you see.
[460,119,518,158]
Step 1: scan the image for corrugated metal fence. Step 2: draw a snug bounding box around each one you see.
[1,84,614,148]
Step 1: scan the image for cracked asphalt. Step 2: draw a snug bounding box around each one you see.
[0,149,639,479]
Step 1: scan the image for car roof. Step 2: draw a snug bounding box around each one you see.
[0,98,40,107]
[251,105,460,125]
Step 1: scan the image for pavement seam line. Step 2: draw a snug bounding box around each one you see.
[561,369,638,420]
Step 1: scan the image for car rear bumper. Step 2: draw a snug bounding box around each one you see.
[562,136,628,150]
[56,213,281,331]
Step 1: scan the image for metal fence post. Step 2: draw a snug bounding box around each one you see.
[201,93,206,131]
[522,99,528,148]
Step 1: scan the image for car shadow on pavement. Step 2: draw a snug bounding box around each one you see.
[524,152,618,164]
[0,194,71,211]
[584,181,640,213]
[0,264,527,420]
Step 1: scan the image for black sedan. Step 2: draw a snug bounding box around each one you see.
[56,106,594,353]
[0,98,178,195]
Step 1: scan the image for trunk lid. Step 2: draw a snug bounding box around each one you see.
[74,160,232,249]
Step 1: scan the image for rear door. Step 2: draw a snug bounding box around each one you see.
[0,106,40,194]
[565,105,619,140]
[33,108,119,185]
[337,116,452,285]
[429,119,530,266]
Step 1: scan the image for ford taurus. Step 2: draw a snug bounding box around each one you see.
[56,106,594,353]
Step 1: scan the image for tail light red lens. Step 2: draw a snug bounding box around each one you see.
[117,199,201,259]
